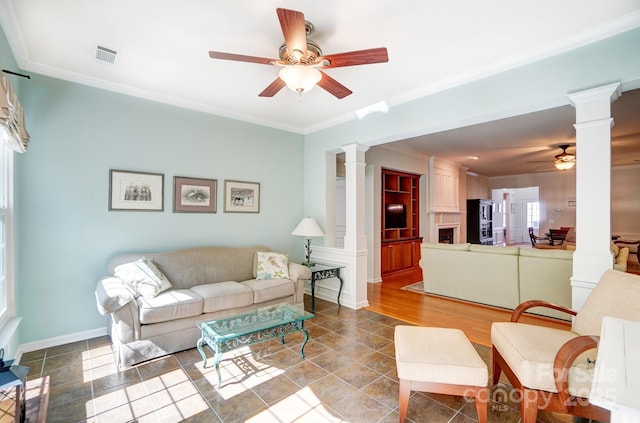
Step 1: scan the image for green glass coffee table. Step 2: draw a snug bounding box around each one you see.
[196,303,314,388]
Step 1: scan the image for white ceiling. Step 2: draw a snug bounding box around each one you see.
[2,0,640,176]
[381,88,640,176]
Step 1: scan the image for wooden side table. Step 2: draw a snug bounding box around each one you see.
[304,262,344,313]
[0,362,29,423]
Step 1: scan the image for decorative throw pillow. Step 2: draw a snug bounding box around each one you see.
[256,252,289,280]
[114,257,172,299]
[565,227,576,243]
[611,242,620,257]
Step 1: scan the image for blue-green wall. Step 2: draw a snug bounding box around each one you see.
[2,29,305,343]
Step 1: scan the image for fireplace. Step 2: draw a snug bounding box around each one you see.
[439,227,455,244]
[431,217,461,244]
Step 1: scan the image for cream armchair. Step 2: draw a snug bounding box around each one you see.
[491,269,640,423]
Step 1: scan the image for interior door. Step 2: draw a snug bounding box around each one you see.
[510,201,523,244]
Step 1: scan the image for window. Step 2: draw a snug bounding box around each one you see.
[526,201,540,230]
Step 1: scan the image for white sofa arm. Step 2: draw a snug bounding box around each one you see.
[288,262,311,305]
[95,276,134,315]
[96,276,142,345]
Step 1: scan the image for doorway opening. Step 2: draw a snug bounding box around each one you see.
[492,187,540,245]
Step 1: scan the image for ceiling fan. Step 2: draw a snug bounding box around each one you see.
[208,8,389,99]
[530,144,576,171]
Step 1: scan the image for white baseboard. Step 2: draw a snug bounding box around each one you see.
[16,327,107,362]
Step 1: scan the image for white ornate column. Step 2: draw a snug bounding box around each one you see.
[342,143,369,308]
[567,82,621,310]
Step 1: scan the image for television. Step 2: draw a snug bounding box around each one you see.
[385,203,407,229]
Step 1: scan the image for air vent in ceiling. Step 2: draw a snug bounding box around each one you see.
[96,46,117,64]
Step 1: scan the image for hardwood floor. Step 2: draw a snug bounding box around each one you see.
[366,273,571,347]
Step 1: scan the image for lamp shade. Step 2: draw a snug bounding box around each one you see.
[291,217,324,237]
[279,65,322,94]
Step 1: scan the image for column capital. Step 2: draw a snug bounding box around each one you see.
[568,83,621,123]
[568,82,621,106]
[341,144,369,155]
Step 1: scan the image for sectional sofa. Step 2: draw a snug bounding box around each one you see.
[420,243,574,319]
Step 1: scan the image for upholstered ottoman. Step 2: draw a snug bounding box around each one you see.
[394,326,489,423]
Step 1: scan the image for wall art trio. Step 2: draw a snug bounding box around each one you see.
[108,169,260,213]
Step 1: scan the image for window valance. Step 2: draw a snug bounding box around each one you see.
[0,74,29,153]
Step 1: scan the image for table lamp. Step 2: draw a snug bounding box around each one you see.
[291,217,324,266]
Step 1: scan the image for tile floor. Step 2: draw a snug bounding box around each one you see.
[19,298,577,423]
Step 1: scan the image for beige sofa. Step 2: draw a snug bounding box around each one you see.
[421,243,573,319]
[95,245,310,367]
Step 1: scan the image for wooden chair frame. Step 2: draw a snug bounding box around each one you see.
[548,228,570,245]
[528,227,552,248]
[492,300,610,423]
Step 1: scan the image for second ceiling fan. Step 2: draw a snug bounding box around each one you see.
[209,8,389,99]
[529,144,576,171]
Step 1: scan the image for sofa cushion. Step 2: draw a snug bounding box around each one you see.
[256,252,289,280]
[138,289,203,324]
[114,257,172,299]
[121,246,271,289]
[492,322,581,392]
[469,244,519,255]
[190,281,254,313]
[519,248,573,260]
[423,242,471,251]
[491,322,595,397]
[243,278,295,303]
[573,270,640,336]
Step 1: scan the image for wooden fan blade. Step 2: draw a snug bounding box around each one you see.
[258,78,286,97]
[319,47,389,68]
[209,51,275,65]
[317,72,352,99]
[276,8,307,59]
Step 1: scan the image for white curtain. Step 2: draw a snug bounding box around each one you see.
[0,74,29,153]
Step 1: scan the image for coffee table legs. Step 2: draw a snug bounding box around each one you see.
[300,328,310,358]
[197,325,310,389]
[197,336,223,388]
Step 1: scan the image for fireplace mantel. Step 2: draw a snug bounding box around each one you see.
[427,157,465,243]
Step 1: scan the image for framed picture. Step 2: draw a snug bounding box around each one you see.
[109,170,164,211]
[224,180,260,213]
[173,176,217,213]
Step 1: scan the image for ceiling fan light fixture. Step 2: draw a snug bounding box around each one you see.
[552,144,576,170]
[279,65,321,94]
[554,160,575,170]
